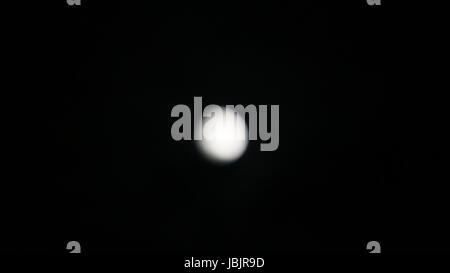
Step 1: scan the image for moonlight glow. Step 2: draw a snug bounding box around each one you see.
[196,107,248,163]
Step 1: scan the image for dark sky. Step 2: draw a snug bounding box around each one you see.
[4,1,448,256]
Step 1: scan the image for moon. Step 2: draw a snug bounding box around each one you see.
[196,107,248,164]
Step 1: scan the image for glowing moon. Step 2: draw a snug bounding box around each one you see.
[196,107,248,163]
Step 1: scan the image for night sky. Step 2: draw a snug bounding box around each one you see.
[4,1,448,256]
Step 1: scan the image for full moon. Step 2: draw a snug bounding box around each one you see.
[196,107,248,163]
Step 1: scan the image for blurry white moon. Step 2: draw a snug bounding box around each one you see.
[196,107,248,163]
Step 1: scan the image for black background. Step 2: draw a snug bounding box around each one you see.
[4,0,448,255]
